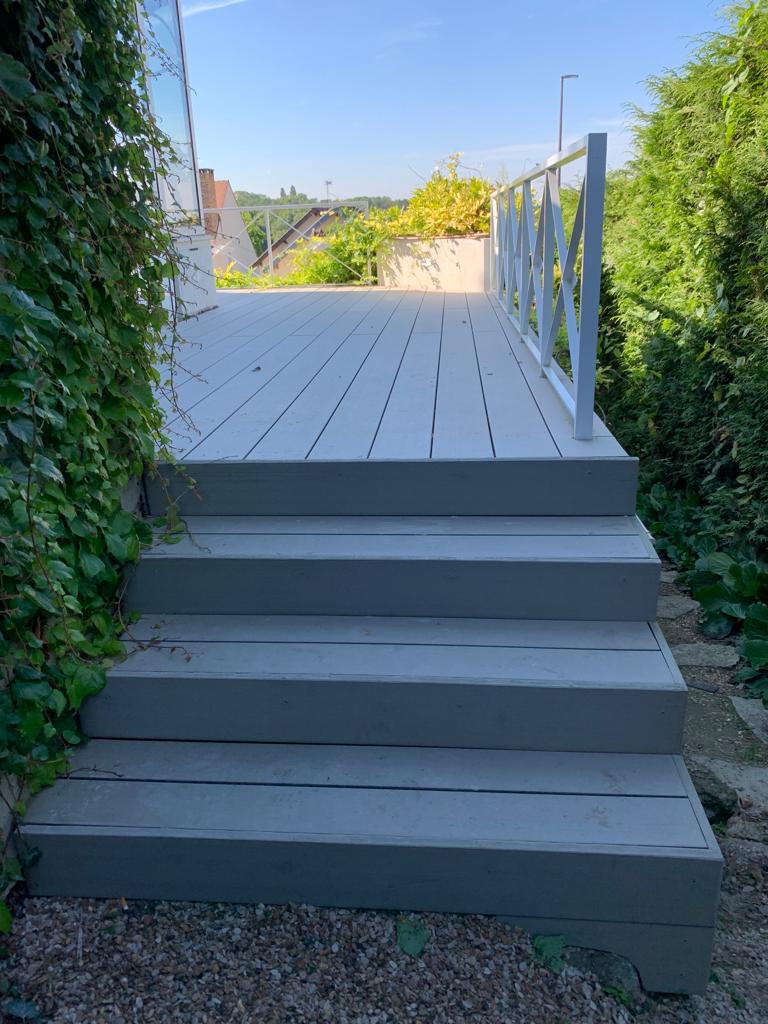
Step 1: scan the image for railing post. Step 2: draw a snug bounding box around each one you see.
[490,194,497,294]
[573,133,607,440]
[264,210,275,286]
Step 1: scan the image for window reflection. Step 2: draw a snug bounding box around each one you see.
[144,0,201,224]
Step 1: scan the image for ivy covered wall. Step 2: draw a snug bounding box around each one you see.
[0,0,178,923]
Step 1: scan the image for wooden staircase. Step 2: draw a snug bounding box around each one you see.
[22,454,722,995]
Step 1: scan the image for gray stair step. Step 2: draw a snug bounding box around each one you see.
[86,615,685,752]
[124,515,660,620]
[146,458,639,517]
[23,741,721,994]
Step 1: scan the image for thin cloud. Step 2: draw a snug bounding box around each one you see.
[380,18,442,48]
[182,0,247,16]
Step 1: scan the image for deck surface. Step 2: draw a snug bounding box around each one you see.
[163,288,628,461]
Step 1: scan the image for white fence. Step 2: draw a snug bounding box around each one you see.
[490,133,607,440]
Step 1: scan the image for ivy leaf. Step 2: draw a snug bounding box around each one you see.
[0,901,11,935]
[64,664,104,710]
[80,552,106,579]
[105,532,129,560]
[31,454,63,483]
[532,934,566,972]
[396,917,429,957]
[0,381,24,406]
[0,54,36,101]
[13,680,52,702]
[7,418,34,444]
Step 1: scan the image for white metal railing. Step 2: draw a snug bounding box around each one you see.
[490,133,607,440]
[204,199,371,285]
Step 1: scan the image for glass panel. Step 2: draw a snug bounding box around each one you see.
[144,0,201,224]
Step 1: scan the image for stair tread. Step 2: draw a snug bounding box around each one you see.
[114,615,680,690]
[65,739,688,795]
[25,744,712,855]
[144,514,657,562]
[127,614,661,648]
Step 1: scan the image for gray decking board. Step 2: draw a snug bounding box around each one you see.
[432,297,494,458]
[308,294,426,459]
[26,781,708,854]
[369,332,442,459]
[165,290,349,421]
[188,293,395,460]
[125,613,660,649]
[146,458,639,516]
[252,292,421,460]
[113,641,675,689]
[159,288,635,465]
[140,525,655,561]
[65,741,688,796]
[174,514,642,536]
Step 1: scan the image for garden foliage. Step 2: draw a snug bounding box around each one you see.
[0,0,179,922]
[217,156,493,288]
[595,2,768,698]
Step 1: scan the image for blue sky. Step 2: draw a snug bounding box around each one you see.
[181,0,725,199]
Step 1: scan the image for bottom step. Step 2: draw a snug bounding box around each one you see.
[22,741,722,994]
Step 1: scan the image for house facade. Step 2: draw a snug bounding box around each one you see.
[199,169,258,272]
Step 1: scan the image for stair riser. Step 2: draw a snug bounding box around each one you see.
[84,677,685,753]
[23,830,718,993]
[146,458,639,517]
[125,559,660,620]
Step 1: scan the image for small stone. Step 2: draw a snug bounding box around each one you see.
[688,760,739,824]
[565,947,643,1005]
[670,643,740,668]
[731,696,768,745]
[657,594,699,619]
[660,570,678,584]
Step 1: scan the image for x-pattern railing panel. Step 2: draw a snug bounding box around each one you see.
[490,134,607,440]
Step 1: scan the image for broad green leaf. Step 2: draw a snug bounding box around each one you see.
[744,603,768,640]
[0,902,11,934]
[0,54,35,101]
[742,639,768,670]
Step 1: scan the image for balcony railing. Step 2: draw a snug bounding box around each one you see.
[490,133,607,440]
[204,199,371,285]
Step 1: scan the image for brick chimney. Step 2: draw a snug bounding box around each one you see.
[199,168,218,234]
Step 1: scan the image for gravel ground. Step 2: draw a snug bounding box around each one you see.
[3,564,768,1023]
[4,900,635,1024]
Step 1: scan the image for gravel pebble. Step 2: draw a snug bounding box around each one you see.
[3,900,638,1023]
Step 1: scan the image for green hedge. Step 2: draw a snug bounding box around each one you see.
[597,1,768,559]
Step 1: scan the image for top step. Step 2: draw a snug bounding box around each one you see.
[145,457,638,518]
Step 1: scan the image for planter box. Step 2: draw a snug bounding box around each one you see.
[378,235,490,291]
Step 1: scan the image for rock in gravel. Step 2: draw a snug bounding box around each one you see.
[731,696,768,745]
[671,642,740,668]
[660,570,678,584]
[688,759,740,824]
[565,948,642,1004]
[657,594,699,619]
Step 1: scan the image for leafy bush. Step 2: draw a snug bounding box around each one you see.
[0,0,179,922]
[288,211,391,284]
[391,155,493,237]
[689,551,768,703]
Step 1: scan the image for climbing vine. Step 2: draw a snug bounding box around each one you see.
[0,0,184,928]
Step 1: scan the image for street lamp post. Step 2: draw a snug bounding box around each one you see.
[558,73,579,184]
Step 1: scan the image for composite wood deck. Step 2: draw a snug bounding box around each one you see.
[23,286,721,995]
[162,288,628,462]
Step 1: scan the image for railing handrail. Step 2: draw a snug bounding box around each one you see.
[203,199,370,214]
[490,132,607,440]
[492,135,591,195]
